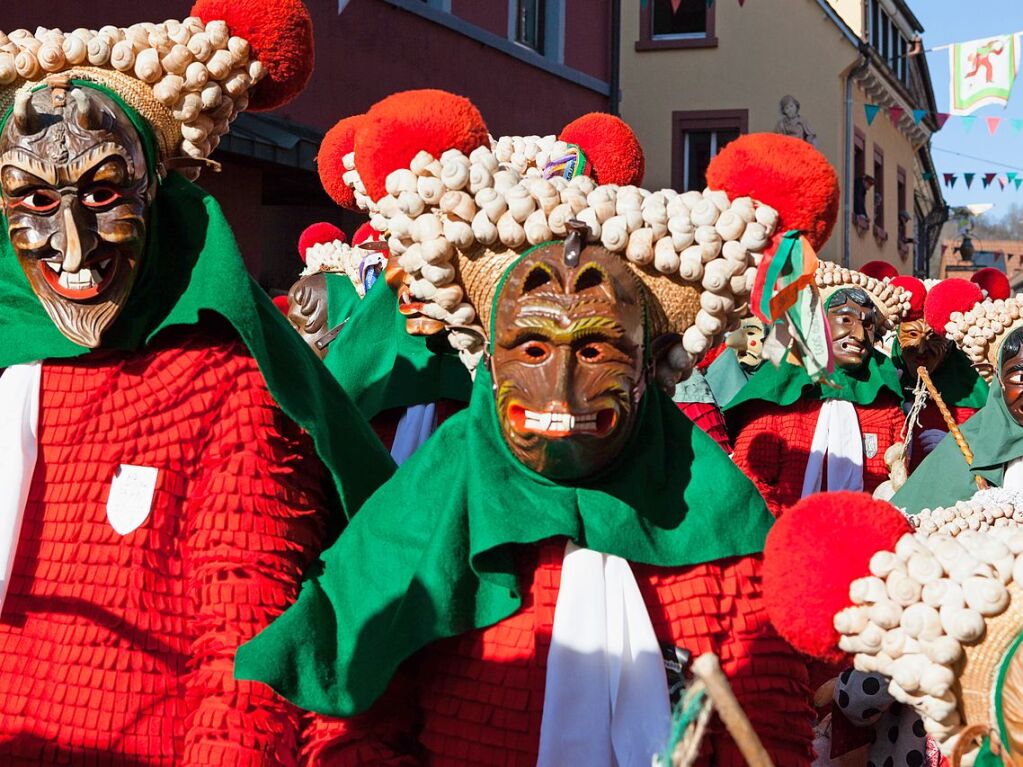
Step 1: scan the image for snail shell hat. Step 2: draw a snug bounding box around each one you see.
[0,0,314,178]
[815,260,913,332]
[321,91,844,381]
[930,278,1023,383]
[764,491,1023,764]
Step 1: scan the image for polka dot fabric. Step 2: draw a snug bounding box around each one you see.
[0,325,330,766]
[302,540,814,766]
[729,395,904,517]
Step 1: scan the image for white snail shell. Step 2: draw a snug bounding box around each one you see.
[668,215,696,251]
[601,216,629,253]
[506,185,537,223]
[547,202,575,236]
[206,49,233,80]
[690,199,720,227]
[493,169,520,195]
[730,197,756,223]
[133,48,162,83]
[153,75,185,107]
[626,228,655,265]
[110,39,135,72]
[701,260,731,293]
[695,309,724,336]
[468,164,493,195]
[227,35,250,66]
[919,635,962,665]
[682,325,710,355]
[939,606,985,643]
[900,602,943,640]
[440,190,476,223]
[415,176,443,206]
[886,571,923,606]
[740,222,770,252]
[715,210,745,241]
[475,187,508,223]
[472,209,498,246]
[869,550,903,579]
[576,208,601,240]
[171,92,201,123]
[469,145,498,173]
[524,209,553,245]
[704,188,731,212]
[962,576,1009,616]
[410,150,435,177]
[446,303,476,326]
[420,237,453,266]
[421,261,455,285]
[441,158,470,191]
[440,219,471,251]
[755,204,780,233]
[679,246,704,282]
[223,71,251,99]
[397,190,425,218]
[0,53,16,85]
[907,552,944,585]
[701,291,735,314]
[410,213,443,244]
[432,283,465,311]
[61,35,87,65]
[14,50,41,79]
[867,599,903,630]
[200,82,222,110]
[654,236,680,274]
[497,210,527,249]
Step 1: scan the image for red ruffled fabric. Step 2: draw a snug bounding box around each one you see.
[729,394,904,517]
[0,325,329,766]
[302,540,814,767]
[677,400,732,453]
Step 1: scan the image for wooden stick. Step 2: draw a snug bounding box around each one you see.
[916,366,989,490]
[689,653,774,767]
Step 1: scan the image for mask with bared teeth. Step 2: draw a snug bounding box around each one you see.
[0,79,153,348]
[490,234,647,480]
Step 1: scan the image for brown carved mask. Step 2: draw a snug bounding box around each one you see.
[490,240,647,480]
[0,81,153,348]
[826,288,879,371]
[286,272,331,359]
[897,319,948,378]
[1001,329,1023,427]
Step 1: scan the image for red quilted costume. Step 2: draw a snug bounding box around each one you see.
[0,328,329,766]
[301,541,811,767]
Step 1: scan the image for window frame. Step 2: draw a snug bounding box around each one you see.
[636,0,718,52]
[896,165,908,244]
[873,145,886,230]
[670,109,748,192]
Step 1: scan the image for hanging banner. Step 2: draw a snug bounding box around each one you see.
[950,34,1021,115]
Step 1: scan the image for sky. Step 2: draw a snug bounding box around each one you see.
[916,0,1023,217]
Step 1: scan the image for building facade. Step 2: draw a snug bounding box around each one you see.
[2,0,613,290]
[618,0,945,275]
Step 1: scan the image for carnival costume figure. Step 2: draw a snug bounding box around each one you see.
[0,3,395,763]
[234,91,838,766]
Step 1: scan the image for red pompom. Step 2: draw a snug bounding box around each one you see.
[971,267,1011,301]
[891,275,926,323]
[272,294,290,316]
[355,89,489,203]
[352,222,381,247]
[191,0,314,111]
[861,260,899,281]
[924,279,983,335]
[317,115,363,210]
[559,113,645,187]
[763,492,911,664]
[298,222,344,261]
[705,133,840,251]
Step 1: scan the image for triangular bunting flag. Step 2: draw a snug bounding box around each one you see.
[1016,178,1023,190]
[912,110,928,124]
[864,104,881,125]
[889,106,905,125]
[962,116,977,133]
[987,117,1002,135]
[1014,119,1023,134]
[945,173,957,188]
[1009,172,1018,183]
[923,172,935,181]
[935,113,951,129]
[983,172,997,188]
[1000,177,1007,190]
[964,173,975,188]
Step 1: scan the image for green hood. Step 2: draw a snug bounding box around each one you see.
[891,336,989,410]
[724,350,903,411]
[0,172,394,518]
[235,365,774,716]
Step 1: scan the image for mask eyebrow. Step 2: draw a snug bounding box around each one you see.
[63,144,133,185]
[1,150,58,187]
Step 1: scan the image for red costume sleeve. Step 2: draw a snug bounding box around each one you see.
[180,354,330,767]
[729,405,787,517]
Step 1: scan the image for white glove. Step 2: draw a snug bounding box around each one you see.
[919,428,947,453]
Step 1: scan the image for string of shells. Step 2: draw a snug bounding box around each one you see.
[816,261,912,330]
[836,489,1023,758]
[0,19,266,177]
[300,240,387,300]
[944,296,1023,382]
[343,135,777,380]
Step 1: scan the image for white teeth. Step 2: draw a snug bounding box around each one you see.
[43,261,61,273]
[58,269,99,291]
[522,410,598,433]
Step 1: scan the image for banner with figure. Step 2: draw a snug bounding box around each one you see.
[950,34,1020,115]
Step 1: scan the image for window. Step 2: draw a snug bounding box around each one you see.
[514,0,545,53]
[873,146,885,230]
[853,129,868,220]
[896,167,910,252]
[868,0,913,87]
[637,0,717,51]
[671,110,747,192]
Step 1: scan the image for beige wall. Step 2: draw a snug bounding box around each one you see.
[828,0,864,36]
[619,0,860,262]
[849,83,920,270]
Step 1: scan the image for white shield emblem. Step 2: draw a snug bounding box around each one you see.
[863,433,878,459]
[106,465,159,535]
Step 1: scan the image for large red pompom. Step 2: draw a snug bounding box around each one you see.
[352,221,382,247]
[971,267,1011,301]
[355,89,489,203]
[298,222,344,262]
[705,133,840,251]
[861,260,899,281]
[317,115,363,209]
[191,0,313,111]
[559,113,645,187]
[891,275,926,323]
[763,491,911,664]
[924,279,983,335]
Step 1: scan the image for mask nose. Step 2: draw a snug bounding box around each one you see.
[51,200,98,273]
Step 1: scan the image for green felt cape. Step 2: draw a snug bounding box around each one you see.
[0,173,394,518]
[892,381,1023,513]
[704,349,755,409]
[891,338,989,410]
[723,350,903,411]
[234,365,775,716]
[322,273,471,419]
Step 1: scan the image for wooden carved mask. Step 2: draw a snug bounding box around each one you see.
[491,237,647,480]
[897,318,948,378]
[0,81,153,348]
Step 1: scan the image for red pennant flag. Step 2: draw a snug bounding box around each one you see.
[943,173,957,188]
[935,113,951,129]
[889,106,904,125]
[984,172,997,188]
[671,0,682,11]
[988,117,1002,135]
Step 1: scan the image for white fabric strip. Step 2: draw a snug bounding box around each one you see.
[537,542,671,767]
[801,399,864,497]
[389,402,438,465]
[0,363,42,613]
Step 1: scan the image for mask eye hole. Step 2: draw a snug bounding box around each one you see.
[81,185,122,209]
[578,344,602,362]
[521,341,549,361]
[15,189,60,213]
